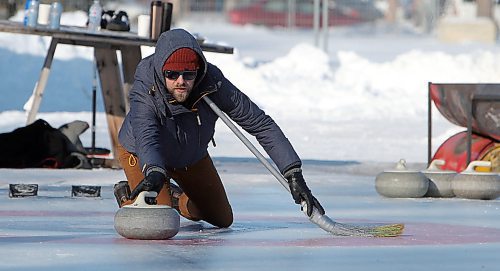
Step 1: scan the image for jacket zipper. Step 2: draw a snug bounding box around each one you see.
[191,90,216,108]
[191,89,216,147]
[194,109,201,147]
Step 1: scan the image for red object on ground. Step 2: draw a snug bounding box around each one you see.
[432,131,495,172]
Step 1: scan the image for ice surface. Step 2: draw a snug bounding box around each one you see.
[0,8,499,271]
[1,160,499,271]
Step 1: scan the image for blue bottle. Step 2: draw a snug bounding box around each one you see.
[26,0,39,28]
[23,0,32,26]
[48,2,63,30]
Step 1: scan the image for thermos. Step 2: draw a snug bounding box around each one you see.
[161,2,173,33]
[149,1,163,40]
[150,1,174,40]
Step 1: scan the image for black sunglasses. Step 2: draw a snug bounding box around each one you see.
[163,70,197,80]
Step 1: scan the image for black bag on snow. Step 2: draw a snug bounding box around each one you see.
[0,119,89,168]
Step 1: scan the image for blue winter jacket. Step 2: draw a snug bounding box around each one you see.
[118,29,301,174]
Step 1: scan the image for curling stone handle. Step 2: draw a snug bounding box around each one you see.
[427,159,445,170]
[464,161,491,173]
[131,191,158,207]
[395,159,407,170]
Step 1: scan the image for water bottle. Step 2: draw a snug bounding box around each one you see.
[48,2,63,30]
[26,0,39,28]
[23,0,32,26]
[88,0,102,32]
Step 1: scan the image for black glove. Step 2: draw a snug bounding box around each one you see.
[284,167,325,217]
[129,166,167,200]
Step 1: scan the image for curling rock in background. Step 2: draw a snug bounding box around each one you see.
[452,161,500,200]
[422,159,456,198]
[375,159,429,198]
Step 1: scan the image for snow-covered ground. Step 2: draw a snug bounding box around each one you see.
[0,7,500,271]
[1,10,500,163]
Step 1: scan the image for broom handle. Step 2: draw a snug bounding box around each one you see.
[202,96,291,191]
[202,96,334,230]
[203,96,405,237]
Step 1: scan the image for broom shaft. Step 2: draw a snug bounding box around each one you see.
[202,96,290,191]
[203,96,337,230]
[202,96,403,237]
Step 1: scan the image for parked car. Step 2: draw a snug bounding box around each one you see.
[228,0,383,28]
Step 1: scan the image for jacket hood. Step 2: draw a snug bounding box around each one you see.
[153,29,207,92]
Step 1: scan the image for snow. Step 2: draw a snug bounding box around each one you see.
[0,8,499,271]
[2,11,500,162]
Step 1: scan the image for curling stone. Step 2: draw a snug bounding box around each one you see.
[452,161,500,200]
[422,159,456,198]
[375,159,429,198]
[114,191,180,240]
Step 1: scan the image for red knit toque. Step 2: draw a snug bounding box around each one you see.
[162,48,200,71]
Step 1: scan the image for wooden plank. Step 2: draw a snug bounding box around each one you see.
[26,38,58,124]
[0,20,233,54]
[120,45,142,113]
[94,48,126,165]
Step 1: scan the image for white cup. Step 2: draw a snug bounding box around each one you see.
[137,15,150,38]
[37,4,51,25]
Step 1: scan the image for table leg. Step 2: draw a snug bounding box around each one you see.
[94,48,126,167]
[120,45,142,113]
[26,38,58,124]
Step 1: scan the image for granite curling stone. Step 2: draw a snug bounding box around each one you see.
[452,161,500,200]
[114,191,180,240]
[422,159,456,198]
[375,159,429,198]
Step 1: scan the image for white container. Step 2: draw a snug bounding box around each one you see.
[37,4,51,25]
[137,14,150,38]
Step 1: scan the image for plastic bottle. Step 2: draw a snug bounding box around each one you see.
[26,0,39,28]
[23,0,32,26]
[88,0,102,32]
[48,2,63,30]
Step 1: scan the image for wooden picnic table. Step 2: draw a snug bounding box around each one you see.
[0,20,233,165]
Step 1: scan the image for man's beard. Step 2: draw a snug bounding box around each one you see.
[172,90,190,102]
[170,86,191,103]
